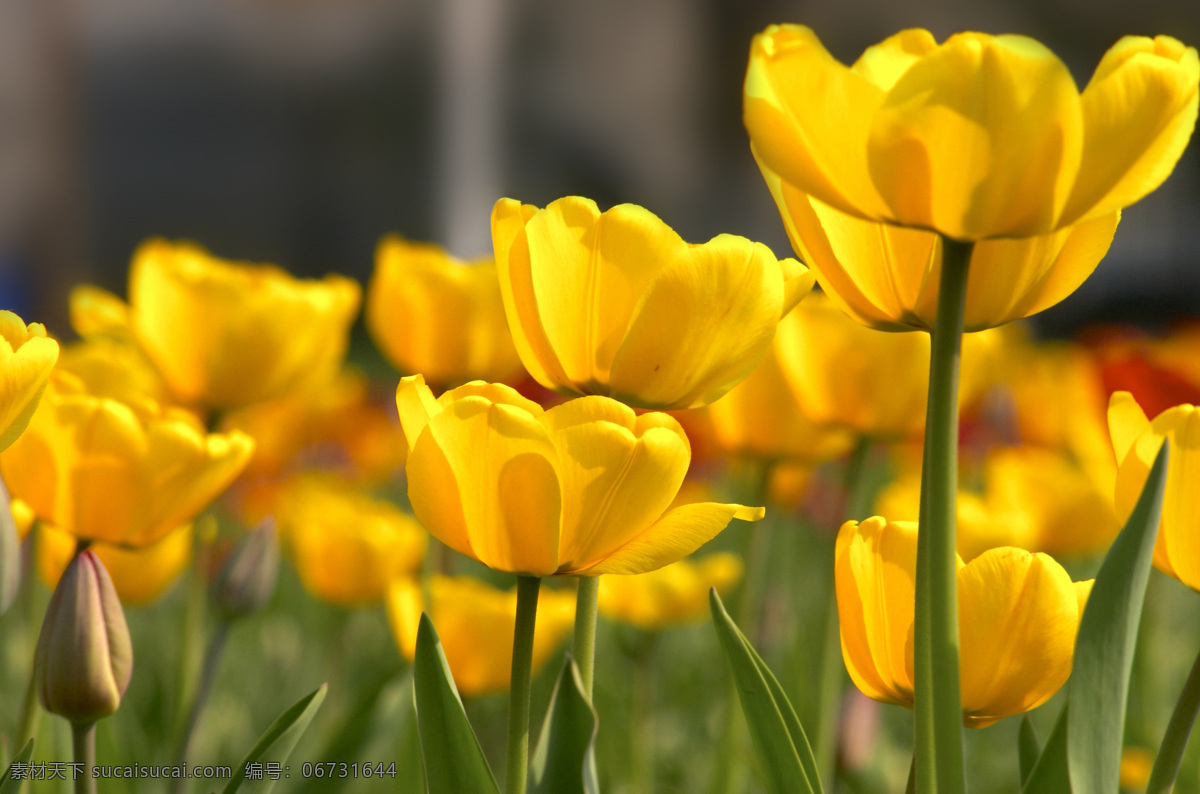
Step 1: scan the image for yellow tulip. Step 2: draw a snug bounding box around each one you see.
[12,497,34,540]
[775,292,1001,438]
[387,575,575,697]
[758,159,1120,332]
[69,285,133,342]
[37,522,193,606]
[705,326,855,462]
[491,196,814,409]
[0,375,254,547]
[1109,391,1200,591]
[0,311,59,452]
[836,517,1092,727]
[367,236,525,387]
[55,337,174,414]
[746,25,1198,240]
[397,375,764,577]
[597,553,743,631]
[276,475,426,607]
[128,239,361,410]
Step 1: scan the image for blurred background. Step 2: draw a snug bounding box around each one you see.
[0,0,1197,336]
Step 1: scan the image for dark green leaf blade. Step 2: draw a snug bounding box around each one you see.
[1068,444,1168,794]
[710,589,820,794]
[1022,708,1070,794]
[221,683,327,794]
[530,654,599,794]
[0,738,34,793]
[412,613,500,794]
[1018,715,1041,788]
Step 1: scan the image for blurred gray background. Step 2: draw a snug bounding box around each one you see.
[0,0,1196,337]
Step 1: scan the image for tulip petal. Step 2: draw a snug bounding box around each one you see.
[396,375,443,454]
[544,398,690,570]
[69,285,132,341]
[522,198,680,390]
[957,548,1079,727]
[868,33,1083,239]
[1154,406,1200,590]
[1108,391,1150,465]
[0,327,59,452]
[407,396,561,576]
[577,501,763,575]
[1063,36,1200,225]
[850,29,939,90]
[745,25,890,222]
[608,237,788,409]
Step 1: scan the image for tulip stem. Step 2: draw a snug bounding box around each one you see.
[573,576,599,697]
[72,721,96,794]
[914,236,971,794]
[506,575,541,794]
[1146,642,1200,794]
[735,459,776,643]
[172,620,230,793]
[16,660,40,745]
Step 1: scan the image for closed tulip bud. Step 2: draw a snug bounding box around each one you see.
[35,550,133,724]
[214,520,280,620]
[0,310,59,452]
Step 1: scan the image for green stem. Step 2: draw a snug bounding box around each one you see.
[16,661,39,745]
[72,721,96,794]
[506,576,541,794]
[913,237,971,794]
[631,636,657,793]
[172,621,230,793]
[735,459,776,643]
[1146,643,1200,794]
[573,576,599,698]
[844,437,873,522]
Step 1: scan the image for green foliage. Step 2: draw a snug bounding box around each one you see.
[530,655,599,794]
[221,684,327,794]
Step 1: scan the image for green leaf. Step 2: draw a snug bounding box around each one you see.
[221,683,327,794]
[1018,716,1041,788]
[1067,444,1168,794]
[1022,709,1070,794]
[412,613,500,794]
[0,738,34,793]
[530,654,599,794]
[710,589,821,794]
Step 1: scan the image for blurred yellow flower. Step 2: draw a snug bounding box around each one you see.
[598,553,743,631]
[704,326,854,463]
[387,575,575,697]
[746,25,1198,240]
[836,517,1091,727]
[128,239,361,410]
[367,236,525,387]
[69,285,133,342]
[0,311,59,452]
[0,375,253,547]
[491,196,813,409]
[276,475,426,607]
[11,497,34,540]
[397,376,763,577]
[775,292,1000,438]
[1109,392,1200,591]
[38,522,192,607]
[1119,746,1154,791]
[55,337,174,414]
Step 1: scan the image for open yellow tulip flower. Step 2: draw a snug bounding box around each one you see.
[597,553,743,631]
[757,159,1121,332]
[0,311,59,452]
[387,575,576,697]
[1109,391,1200,591]
[491,196,814,409]
[38,522,193,607]
[746,25,1198,241]
[397,375,764,577]
[836,517,1092,727]
[128,239,361,410]
[275,475,426,607]
[775,292,1001,438]
[367,236,525,387]
[0,374,254,547]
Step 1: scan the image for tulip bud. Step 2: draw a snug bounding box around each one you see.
[35,550,133,723]
[0,480,20,615]
[213,520,279,620]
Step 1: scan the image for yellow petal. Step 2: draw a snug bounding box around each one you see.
[850,29,939,90]
[1063,36,1200,225]
[868,33,1083,239]
[38,522,194,606]
[545,398,690,571]
[1108,391,1150,465]
[957,548,1079,727]
[608,237,792,408]
[0,314,60,452]
[406,395,561,576]
[68,285,131,341]
[597,552,744,630]
[745,25,890,222]
[577,502,762,575]
[395,375,444,454]
[1153,406,1200,590]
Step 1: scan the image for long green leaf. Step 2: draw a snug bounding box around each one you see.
[1018,716,1041,788]
[412,613,500,794]
[221,683,327,793]
[1022,709,1070,794]
[530,654,599,794]
[710,589,821,794]
[1068,444,1168,794]
[0,738,34,793]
